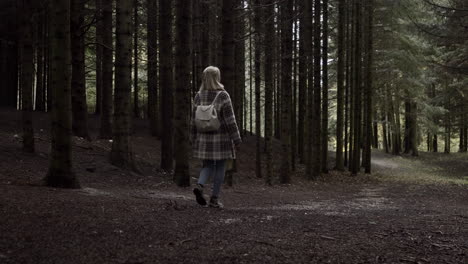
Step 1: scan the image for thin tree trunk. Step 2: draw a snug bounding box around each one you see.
[45,0,80,188]
[20,0,35,152]
[335,0,345,171]
[111,0,136,170]
[133,0,139,118]
[95,0,103,114]
[279,0,293,184]
[305,0,314,177]
[363,0,373,173]
[298,0,307,164]
[264,0,274,185]
[321,0,329,174]
[71,0,90,140]
[311,0,322,178]
[147,0,159,137]
[159,0,174,171]
[99,0,113,139]
[254,0,262,178]
[174,0,191,187]
[35,13,46,112]
[351,0,362,175]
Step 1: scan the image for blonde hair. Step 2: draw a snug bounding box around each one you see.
[199,66,224,91]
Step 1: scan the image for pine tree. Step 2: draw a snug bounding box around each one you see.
[159,0,174,171]
[147,0,159,137]
[111,0,136,170]
[335,0,345,171]
[279,0,293,184]
[44,0,80,188]
[173,0,191,187]
[71,0,90,140]
[254,0,262,179]
[19,0,35,153]
[321,0,329,173]
[99,0,113,139]
[264,0,274,185]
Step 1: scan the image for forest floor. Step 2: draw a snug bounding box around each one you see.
[0,109,467,264]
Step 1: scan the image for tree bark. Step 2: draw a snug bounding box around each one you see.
[44,0,80,188]
[173,0,191,187]
[99,0,113,139]
[110,0,136,170]
[335,0,345,171]
[71,0,90,140]
[133,0,139,118]
[147,0,159,137]
[95,0,103,114]
[298,0,307,165]
[363,0,373,173]
[254,0,262,178]
[311,0,322,178]
[321,0,329,174]
[264,0,274,185]
[159,0,174,171]
[279,0,293,184]
[20,0,35,152]
[35,13,46,112]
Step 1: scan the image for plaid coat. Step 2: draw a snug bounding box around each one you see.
[191,89,242,160]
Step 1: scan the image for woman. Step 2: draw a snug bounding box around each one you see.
[191,66,242,208]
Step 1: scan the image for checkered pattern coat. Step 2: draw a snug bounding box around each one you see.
[191,89,242,160]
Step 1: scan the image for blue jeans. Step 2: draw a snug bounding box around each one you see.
[197,160,226,198]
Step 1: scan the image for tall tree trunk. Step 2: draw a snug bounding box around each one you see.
[311,0,322,178]
[279,0,293,184]
[35,13,46,112]
[298,0,307,164]
[254,0,262,178]
[147,0,159,137]
[363,0,373,173]
[321,0,329,173]
[305,0,314,177]
[99,0,113,139]
[159,0,174,171]
[264,0,274,185]
[133,0,139,118]
[111,0,136,170]
[221,0,235,97]
[174,0,191,187]
[45,0,80,188]
[249,17,253,136]
[20,0,35,153]
[351,0,362,175]
[410,101,419,156]
[95,0,103,114]
[335,0,345,171]
[71,0,90,140]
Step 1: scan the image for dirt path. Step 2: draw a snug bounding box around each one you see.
[0,110,467,263]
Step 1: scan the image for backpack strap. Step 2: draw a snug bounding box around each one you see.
[210,91,223,106]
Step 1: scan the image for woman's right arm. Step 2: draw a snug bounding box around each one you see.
[221,93,242,146]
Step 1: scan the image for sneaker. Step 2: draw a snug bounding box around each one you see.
[193,186,207,206]
[209,196,224,209]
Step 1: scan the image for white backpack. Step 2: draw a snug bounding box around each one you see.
[195,92,222,132]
